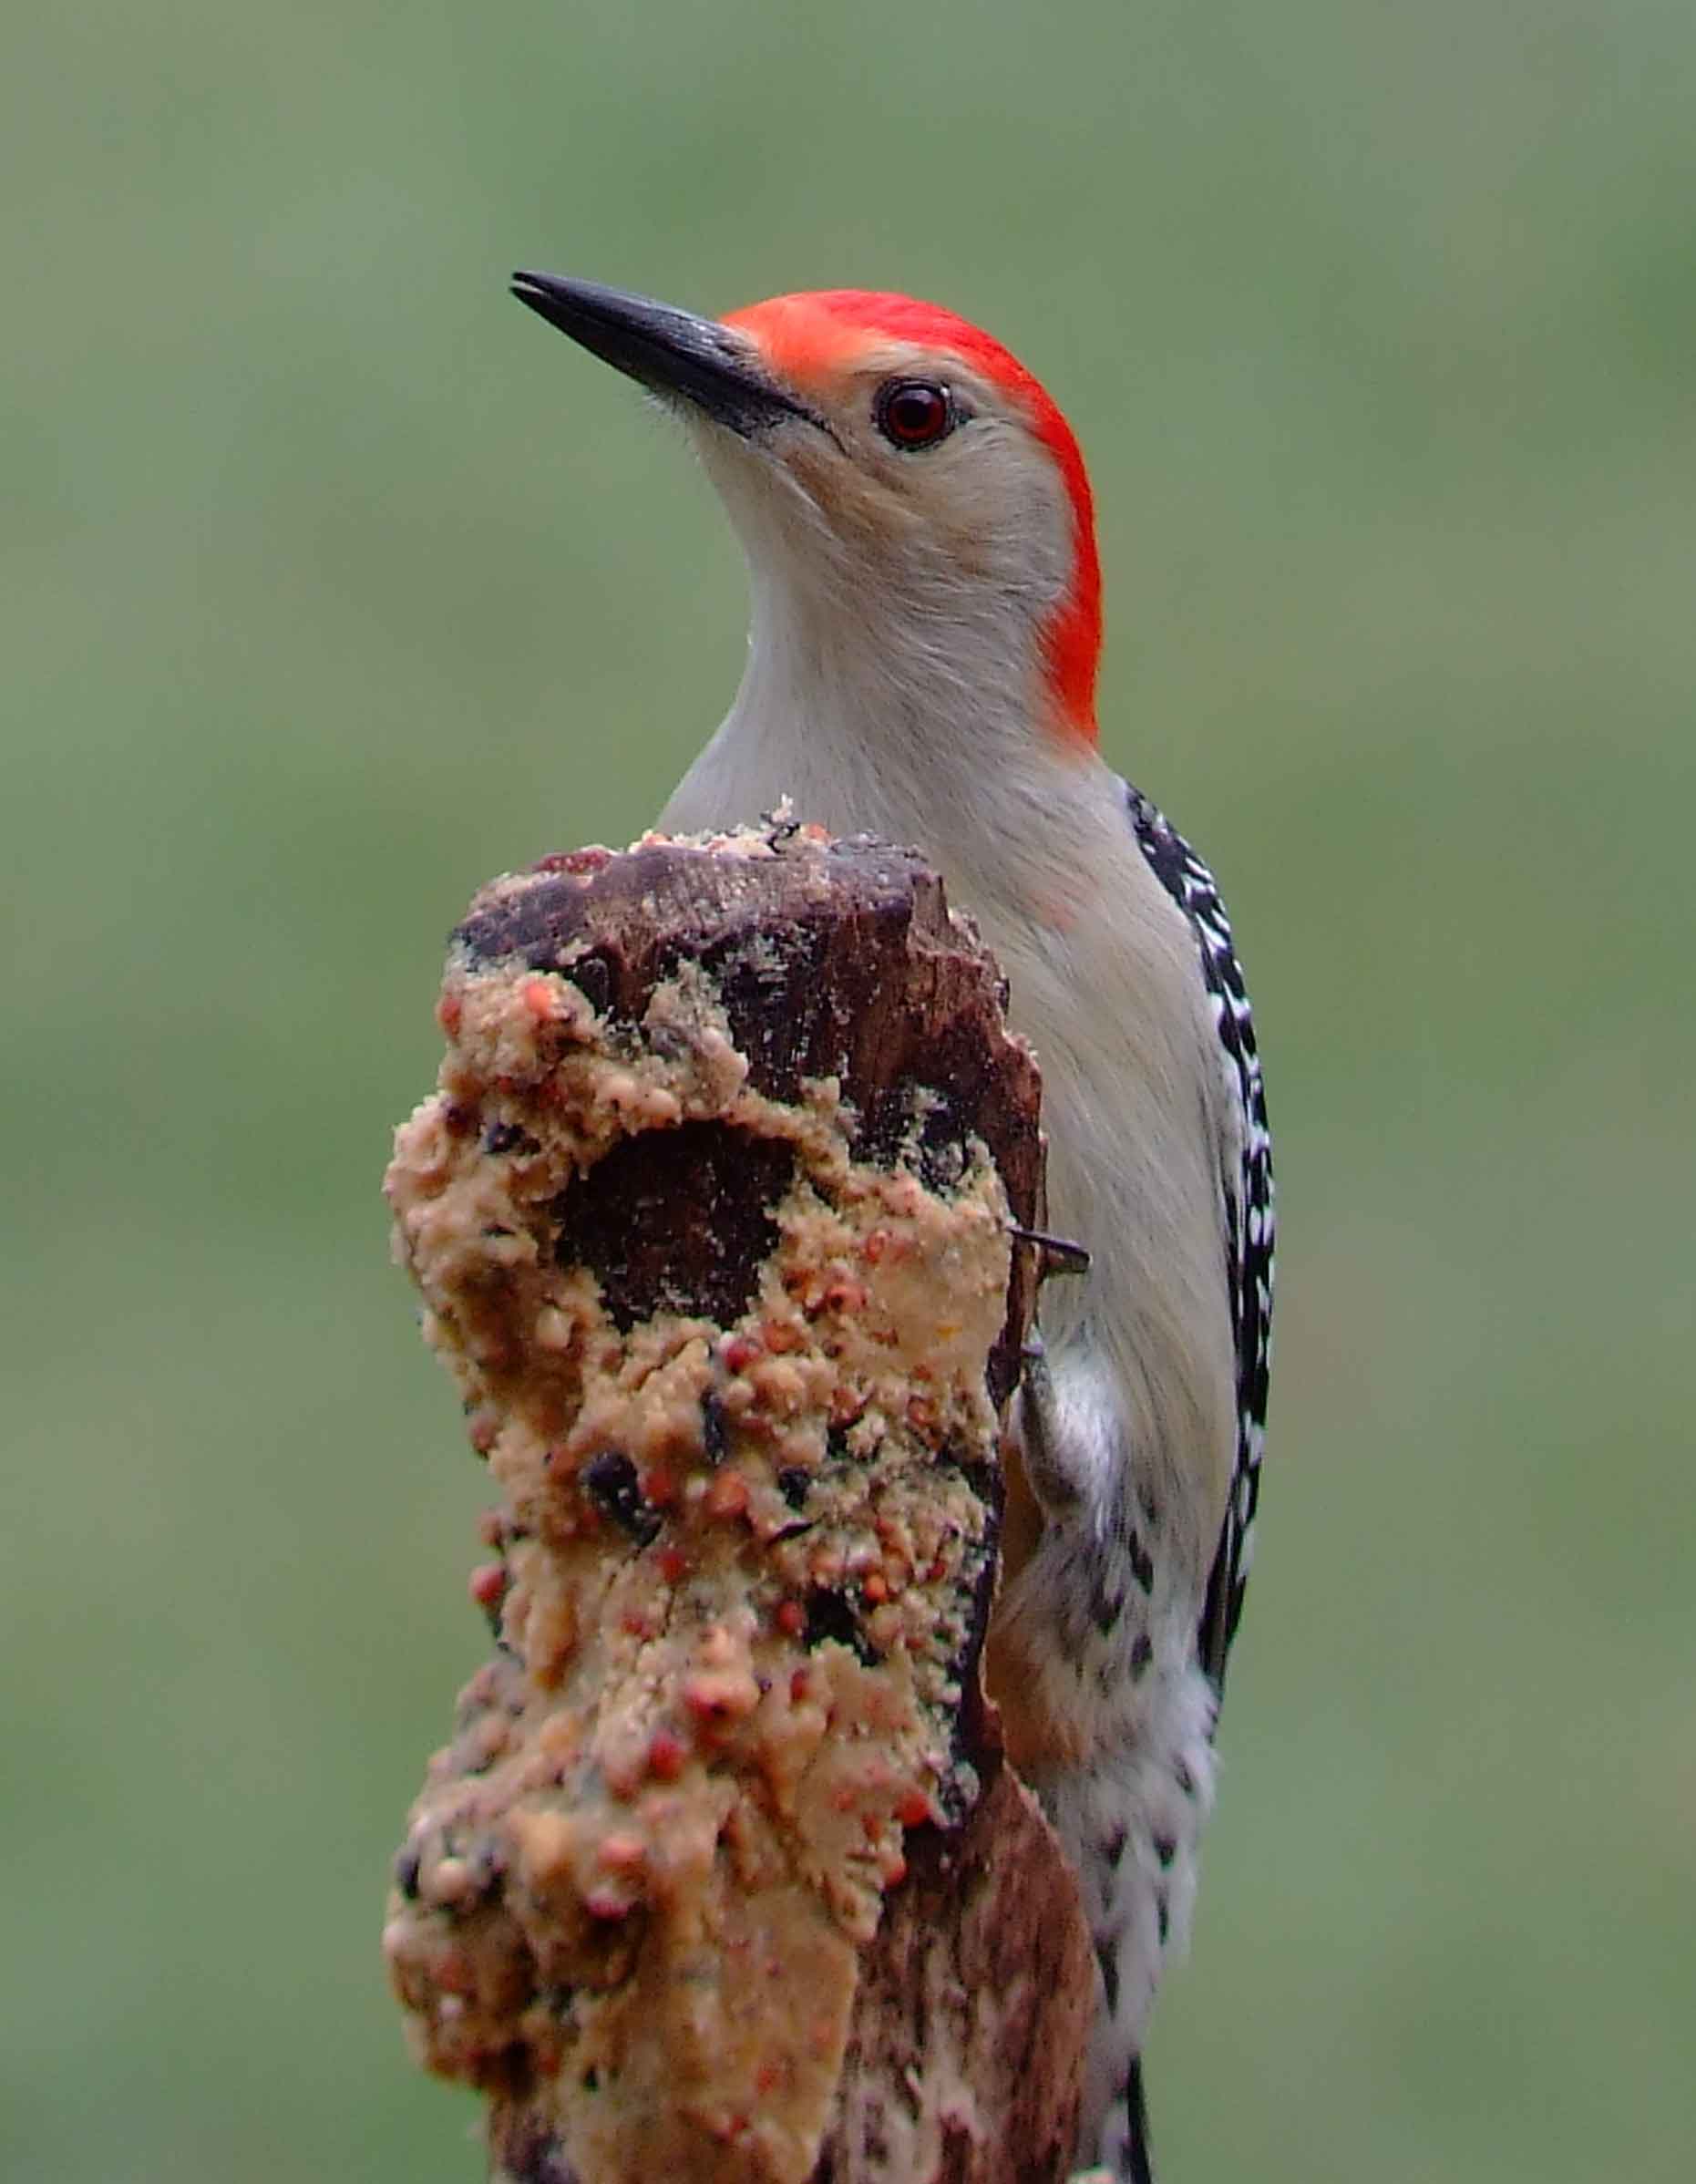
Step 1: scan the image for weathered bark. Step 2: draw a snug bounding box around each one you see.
[385,829,1095,2184]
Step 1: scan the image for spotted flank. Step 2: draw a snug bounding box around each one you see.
[1122,781,1273,1689]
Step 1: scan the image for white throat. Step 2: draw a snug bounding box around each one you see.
[661,426,1104,881]
[663,570,1112,919]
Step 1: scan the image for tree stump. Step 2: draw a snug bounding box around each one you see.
[382,826,1095,2183]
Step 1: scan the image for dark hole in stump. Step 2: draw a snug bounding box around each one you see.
[553,1122,797,1333]
[804,1584,881,1666]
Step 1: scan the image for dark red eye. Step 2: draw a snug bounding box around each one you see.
[875,378,954,449]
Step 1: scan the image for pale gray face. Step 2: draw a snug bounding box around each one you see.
[698,345,1073,596]
[693,367,1079,699]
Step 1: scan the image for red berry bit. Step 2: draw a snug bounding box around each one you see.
[640,1464,678,1509]
[533,845,612,879]
[468,1561,508,1610]
[646,1729,687,1782]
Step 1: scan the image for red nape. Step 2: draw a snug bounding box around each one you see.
[725,290,1102,744]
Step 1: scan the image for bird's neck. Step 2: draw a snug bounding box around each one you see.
[663,562,1107,901]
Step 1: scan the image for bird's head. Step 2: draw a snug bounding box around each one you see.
[512,273,1102,747]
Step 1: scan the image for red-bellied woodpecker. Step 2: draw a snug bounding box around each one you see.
[510,272,1274,2182]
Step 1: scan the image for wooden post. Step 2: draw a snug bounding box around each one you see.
[383,828,1096,2183]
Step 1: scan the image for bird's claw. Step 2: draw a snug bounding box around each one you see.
[1007,1223,1092,1281]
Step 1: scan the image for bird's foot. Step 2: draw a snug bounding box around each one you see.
[1015,1329,1087,1514]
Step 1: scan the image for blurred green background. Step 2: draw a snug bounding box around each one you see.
[5,3,1692,2178]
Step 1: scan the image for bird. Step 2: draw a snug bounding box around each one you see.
[509,271,1274,2181]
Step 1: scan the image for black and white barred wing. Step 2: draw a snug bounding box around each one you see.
[1123,781,1274,1691]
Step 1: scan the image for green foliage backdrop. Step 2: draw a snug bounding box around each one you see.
[4,4,1691,2178]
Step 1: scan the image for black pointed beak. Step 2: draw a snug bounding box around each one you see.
[509,272,819,439]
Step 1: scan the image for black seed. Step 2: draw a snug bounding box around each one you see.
[582,2066,600,2093]
[1153,1832,1177,1869]
[1130,1631,1153,1677]
[1175,1760,1197,1798]
[482,1120,537,1156]
[1094,1587,1124,1638]
[1127,1529,1155,1594]
[496,2122,576,2184]
[565,953,612,1015]
[778,1467,812,1509]
[1156,1895,1170,1946]
[700,1391,728,1465]
[393,1846,421,1900]
[1103,1825,1128,1871]
[581,1450,661,1546]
